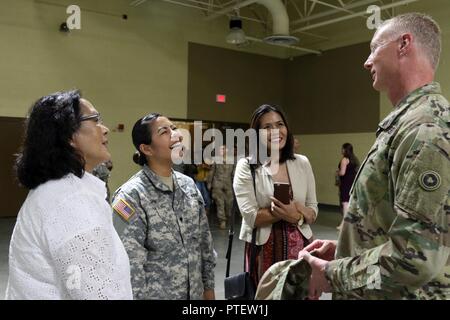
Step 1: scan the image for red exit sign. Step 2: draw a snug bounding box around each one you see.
[216,94,226,103]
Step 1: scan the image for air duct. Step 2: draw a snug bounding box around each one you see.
[257,0,298,45]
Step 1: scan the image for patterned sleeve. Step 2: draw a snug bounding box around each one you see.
[326,123,450,298]
[197,187,216,290]
[112,190,149,300]
[51,227,132,300]
[42,190,132,300]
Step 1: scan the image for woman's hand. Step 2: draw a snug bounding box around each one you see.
[270,197,302,225]
[294,202,316,225]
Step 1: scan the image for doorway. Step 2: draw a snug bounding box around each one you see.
[0,117,28,217]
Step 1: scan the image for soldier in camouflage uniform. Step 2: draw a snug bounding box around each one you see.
[92,160,113,203]
[207,145,235,230]
[299,13,449,299]
[112,113,216,300]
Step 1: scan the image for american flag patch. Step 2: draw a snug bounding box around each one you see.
[113,198,135,222]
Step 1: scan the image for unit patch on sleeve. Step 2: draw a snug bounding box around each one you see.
[418,170,441,191]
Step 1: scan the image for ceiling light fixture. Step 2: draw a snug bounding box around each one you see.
[226,17,247,45]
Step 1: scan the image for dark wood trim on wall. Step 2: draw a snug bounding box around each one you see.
[0,116,27,217]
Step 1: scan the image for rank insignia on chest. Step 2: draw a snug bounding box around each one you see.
[113,198,136,221]
[419,170,441,191]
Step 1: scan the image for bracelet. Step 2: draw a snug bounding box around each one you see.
[296,211,304,226]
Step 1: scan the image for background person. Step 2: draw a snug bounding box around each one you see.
[92,159,113,203]
[336,143,359,230]
[195,161,212,215]
[207,145,235,230]
[293,137,301,154]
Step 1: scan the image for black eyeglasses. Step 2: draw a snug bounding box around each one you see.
[80,113,103,125]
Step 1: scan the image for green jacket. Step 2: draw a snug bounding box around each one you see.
[327,82,450,299]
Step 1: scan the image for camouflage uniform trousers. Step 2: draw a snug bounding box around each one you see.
[211,180,234,223]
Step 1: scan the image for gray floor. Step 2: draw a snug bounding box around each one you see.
[0,206,341,300]
[0,218,14,299]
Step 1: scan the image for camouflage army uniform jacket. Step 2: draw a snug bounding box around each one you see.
[326,82,450,299]
[207,161,235,190]
[112,165,216,300]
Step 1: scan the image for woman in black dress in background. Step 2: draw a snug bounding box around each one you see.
[336,143,359,230]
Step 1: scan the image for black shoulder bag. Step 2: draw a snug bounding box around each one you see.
[224,161,257,300]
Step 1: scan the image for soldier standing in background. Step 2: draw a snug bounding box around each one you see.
[207,145,235,230]
[300,13,449,299]
[92,159,113,203]
[293,137,301,154]
[195,161,212,214]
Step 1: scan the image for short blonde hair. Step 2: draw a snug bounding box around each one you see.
[380,13,441,70]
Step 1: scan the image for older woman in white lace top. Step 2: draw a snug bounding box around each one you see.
[5,90,132,300]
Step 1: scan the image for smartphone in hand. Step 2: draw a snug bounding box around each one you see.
[273,182,290,205]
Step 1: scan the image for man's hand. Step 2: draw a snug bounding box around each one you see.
[203,289,215,300]
[300,252,332,300]
[300,239,336,261]
[270,197,301,224]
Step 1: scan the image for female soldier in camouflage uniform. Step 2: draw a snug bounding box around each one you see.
[112,113,216,300]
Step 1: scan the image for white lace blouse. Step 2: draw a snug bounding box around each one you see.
[5,172,133,300]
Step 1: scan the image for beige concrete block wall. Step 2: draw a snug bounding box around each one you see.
[295,132,375,206]
[0,0,448,205]
[0,0,286,194]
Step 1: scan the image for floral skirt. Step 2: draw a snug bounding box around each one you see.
[245,220,309,285]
